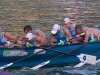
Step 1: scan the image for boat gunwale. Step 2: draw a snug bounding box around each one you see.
[0,41,100,50]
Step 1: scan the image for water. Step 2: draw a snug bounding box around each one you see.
[0,63,100,75]
[0,0,100,36]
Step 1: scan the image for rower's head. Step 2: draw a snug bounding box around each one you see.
[26,33,35,42]
[51,24,60,34]
[75,25,84,35]
[64,18,73,28]
[24,25,33,34]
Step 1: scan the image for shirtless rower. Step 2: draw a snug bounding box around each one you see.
[0,31,16,48]
[17,25,49,47]
[75,25,100,42]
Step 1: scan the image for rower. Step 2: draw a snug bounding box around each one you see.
[0,32,16,48]
[75,25,100,42]
[64,17,76,37]
[17,25,50,47]
[50,24,72,45]
[26,33,49,47]
[63,17,79,43]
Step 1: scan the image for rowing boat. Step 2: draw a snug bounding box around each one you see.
[0,42,100,68]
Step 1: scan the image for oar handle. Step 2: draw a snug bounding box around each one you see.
[58,32,86,45]
[90,36,100,42]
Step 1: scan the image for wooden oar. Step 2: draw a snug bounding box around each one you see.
[31,37,100,70]
[0,33,85,69]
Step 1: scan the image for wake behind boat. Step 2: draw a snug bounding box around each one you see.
[0,42,100,68]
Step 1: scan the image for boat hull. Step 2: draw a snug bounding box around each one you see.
[0,42,100,67]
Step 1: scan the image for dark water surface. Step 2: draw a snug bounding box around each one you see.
[0,63,100,75]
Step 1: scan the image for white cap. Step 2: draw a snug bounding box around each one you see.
[51,24,60,34]
[26,33,34,40]
[64,18,72,24]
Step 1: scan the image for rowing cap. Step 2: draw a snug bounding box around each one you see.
[26,33,35,40]
[51,24,60,34]
[64,18,72,24]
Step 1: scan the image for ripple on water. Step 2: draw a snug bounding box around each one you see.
[1,62,100,75]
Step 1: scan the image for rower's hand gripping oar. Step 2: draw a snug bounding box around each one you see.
[31,36,100,70]
[57,33,85,45]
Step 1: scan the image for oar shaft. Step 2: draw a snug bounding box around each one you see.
[35,46,76,57]
[33,43,89,63]
[67,43,88,53]
[34,43,89,62]
[95,52,100,56]
[35,43,88,57]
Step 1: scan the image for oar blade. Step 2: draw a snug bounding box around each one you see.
[0,63,13,70]
[74,62,85,67]
[96,59,100,64]
[76,53,96,67]
[30,60,50,70]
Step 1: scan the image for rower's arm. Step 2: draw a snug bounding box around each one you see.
[37,31,46,40]
[17,35,27,45]
[35,36,46,46]
[4,32,16,47]
[5,32,16,41]
[18,35,25,41]
[37,31,48,44]
[50,34,55,45]
[64,28,72,39]
[84,30,90,42]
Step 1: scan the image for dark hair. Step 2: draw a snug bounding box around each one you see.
[23,25,32,32]
[75,25,82,32]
